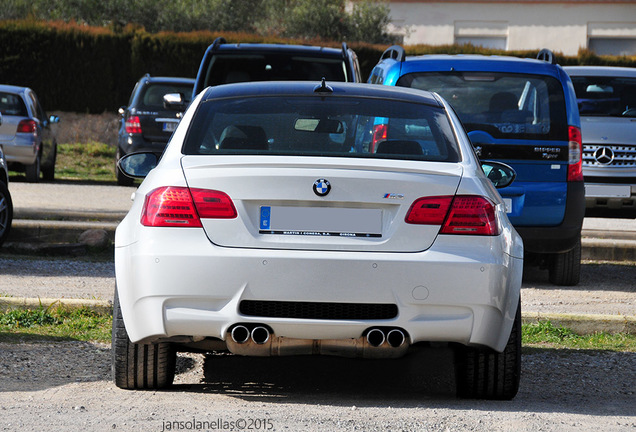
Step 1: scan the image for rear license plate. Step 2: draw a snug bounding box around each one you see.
[585,184,631,198]
[162,122,178,132]
[259,206,382,238]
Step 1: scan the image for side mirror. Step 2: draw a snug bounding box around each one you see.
[118,152,158,179]
[49,115,60,124]
[481,160,516,189]
[118,106,126,116]
[163,93,188,111]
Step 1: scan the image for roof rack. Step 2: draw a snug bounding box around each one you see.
[342,42,349,59]
[380,45,406,62]
[537,49,557,65]
[211,36,227,50]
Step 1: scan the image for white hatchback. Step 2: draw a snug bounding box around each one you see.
[113,81,523,399]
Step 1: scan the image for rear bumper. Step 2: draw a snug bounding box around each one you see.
[2,135,38,165]
[516,181,585,254]
[584,181,636,210]
[115,223,523,353]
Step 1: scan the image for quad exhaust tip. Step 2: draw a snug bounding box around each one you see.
[230,324,271,345]
[230,325,250,344]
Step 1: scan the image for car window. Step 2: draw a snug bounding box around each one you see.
[182,95,460,162]
[396,72,568,141]
[204,54,348,86]
[0,92,28,116]
[139,83,194,109]
[570,75,636,117]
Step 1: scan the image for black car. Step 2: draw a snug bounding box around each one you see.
[116,74,195,185]
[191,37,362,98]
[0,140,13,247]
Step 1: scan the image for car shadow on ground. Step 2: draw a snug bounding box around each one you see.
[169,347,635,417]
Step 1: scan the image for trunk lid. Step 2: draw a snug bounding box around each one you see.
[181,155,462,252]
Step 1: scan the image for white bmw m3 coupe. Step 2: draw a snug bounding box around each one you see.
[113,80,523,399]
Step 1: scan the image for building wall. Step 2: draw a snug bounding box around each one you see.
[388,1,636,55]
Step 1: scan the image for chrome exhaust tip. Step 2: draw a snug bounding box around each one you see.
[366,328,386,347]
[251,326,271,345]
[230,325,250,344]
[386,329,406,348]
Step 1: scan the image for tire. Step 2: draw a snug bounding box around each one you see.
[112,287,176,389]
[116,149,133,186]
[0,181,13,247]
[548,238,581,286]
[455,300,521,400]
[42,147,56,181]
[25,155,41,183]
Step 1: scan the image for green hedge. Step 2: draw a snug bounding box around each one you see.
[0,20,634,113]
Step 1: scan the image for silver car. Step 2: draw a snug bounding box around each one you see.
[0,85,60,182]
[564,66,636,212]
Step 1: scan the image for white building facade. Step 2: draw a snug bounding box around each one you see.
[387,0,636,56]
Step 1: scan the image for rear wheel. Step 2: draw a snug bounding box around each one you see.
[25,155,41,182]
[116,149,133,186]
[0,181,13,246]
[42,147,56,181]
[548,238,581,286]
[455,300,521,400]
[112,287,176,389]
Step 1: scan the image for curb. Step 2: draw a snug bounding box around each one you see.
[522,312,635,335]
[0,297,633,335]
[0,297,112,315]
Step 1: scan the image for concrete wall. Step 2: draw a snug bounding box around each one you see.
[387,1,636,55]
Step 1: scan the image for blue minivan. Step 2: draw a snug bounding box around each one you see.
[369,47,585,285]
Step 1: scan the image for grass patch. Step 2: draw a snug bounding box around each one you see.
[0,305,111,343]
[56,141,116,182]
[523,320,636,352]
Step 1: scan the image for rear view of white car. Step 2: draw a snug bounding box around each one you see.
[114,81,523,399]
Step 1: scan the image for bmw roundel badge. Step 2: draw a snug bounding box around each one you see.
[313,179,331,197]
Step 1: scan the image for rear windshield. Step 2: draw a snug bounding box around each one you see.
[138,83,193,109]
[0,92,27,117]
[570,75,636,117]
[182,95,460,162]
[204,54,348,86]
[397,72,568,141]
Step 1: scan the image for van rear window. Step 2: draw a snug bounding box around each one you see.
[204,54,348,86]
[397,72,568,141]
[570,75,636,117]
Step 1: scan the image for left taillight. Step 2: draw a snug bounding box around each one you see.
[405,195,499,236]
[141,187,236,227]
[17,119,37,134]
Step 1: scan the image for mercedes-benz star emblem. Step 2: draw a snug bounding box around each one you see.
[313,179,331,197]
[594,146,615,165]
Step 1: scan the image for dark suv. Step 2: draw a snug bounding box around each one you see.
[116,74,194,185]
[191,37,362,97]
[369,47,585,285]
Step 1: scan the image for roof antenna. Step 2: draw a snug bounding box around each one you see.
[314,77,333,93]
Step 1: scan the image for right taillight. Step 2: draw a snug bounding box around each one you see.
[141,186,237,227]
[567,125,583,182]
[125,116,142,134]
[405,195,499,236]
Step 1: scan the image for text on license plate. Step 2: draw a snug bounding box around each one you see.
[259,206,382,238]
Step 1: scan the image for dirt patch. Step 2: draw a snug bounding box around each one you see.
[51,111,119,147]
